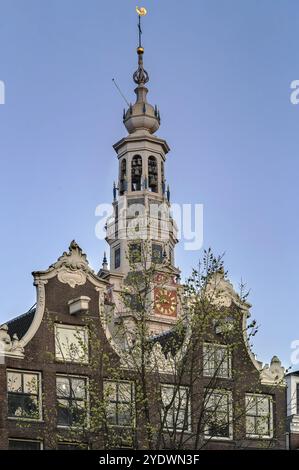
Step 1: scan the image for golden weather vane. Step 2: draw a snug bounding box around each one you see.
[136,6,147,16]
[136,6,148,48]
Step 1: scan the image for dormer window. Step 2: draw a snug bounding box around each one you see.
[148,156,158,192]
[131,155,142,191]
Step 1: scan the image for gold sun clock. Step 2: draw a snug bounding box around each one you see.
[154,288,177,317]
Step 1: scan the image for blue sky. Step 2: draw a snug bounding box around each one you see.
[0,0,298,368]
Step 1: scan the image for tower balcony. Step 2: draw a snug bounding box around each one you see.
[105,213,178,245]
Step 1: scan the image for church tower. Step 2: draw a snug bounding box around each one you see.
[103,13,181,335]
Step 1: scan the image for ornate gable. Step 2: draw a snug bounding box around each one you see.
[14,241,109,352]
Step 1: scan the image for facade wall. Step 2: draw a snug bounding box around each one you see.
[0,273,287,450]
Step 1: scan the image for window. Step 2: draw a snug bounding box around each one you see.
[203,344,232,379]
[55,324,88,363]
[204,390,232,439]
[7,370,41,420]
[161,161,165,193]
[169,247,174,265]
[152,243,163,263]
[103,381,134,427]
[161,384,191,431]
[148,156,158,192]
[57,442,88,450]
[129,243,141,264]
[245,394,273,438]
[126,293,142,313]
[114,246,121,269]
[9,439,42,450]
[297,384,299,415]
[131,155,142,191]
[56,376,88,428]
[120,158,127,195]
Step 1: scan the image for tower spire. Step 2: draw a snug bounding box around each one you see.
[122,7,160,135]
[134,7,149,86]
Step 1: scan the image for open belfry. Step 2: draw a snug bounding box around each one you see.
[101,9,181,336]
[0,7,287,451]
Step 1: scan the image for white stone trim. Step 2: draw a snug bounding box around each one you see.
[19,279,47,349]
[19,241,109,350]
[286,374,299,416]
[68,296,91,315]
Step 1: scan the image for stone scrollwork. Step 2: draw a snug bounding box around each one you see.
[0,324,24,358]
[50,240,89,272]
[51,241,91,288]
[20,241,108,350]
[57,268,87,289]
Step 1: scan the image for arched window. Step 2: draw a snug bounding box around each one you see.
[131,155,142,191]
[120,159,127,195]
[148,156,158,193]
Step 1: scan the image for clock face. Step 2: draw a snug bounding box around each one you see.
[154,288,177,317]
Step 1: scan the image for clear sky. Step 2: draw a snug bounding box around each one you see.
[0,0,298,368]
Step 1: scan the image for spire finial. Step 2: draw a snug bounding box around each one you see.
[102,252,108,270]
[134,7,149,86]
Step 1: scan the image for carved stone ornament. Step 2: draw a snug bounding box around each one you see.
[0,324,24,358]
[57,268,87,289]
[51,240,89,288]
[51,240,89,272]
[206,269,250,309]
[260,356,285,386]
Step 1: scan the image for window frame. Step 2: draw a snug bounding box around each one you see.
[103,379,135,428]
[7,369,42,422]
[54,324,89,364]
[204,389,233,441]
[245,393,273,439]
[160,383,191,433]
[56,374,89,429]
[148,155,158,193]
[152,243,163,264]
[131,155,142,192]
[203,343,232,379]
[57,442,88,450]
[8,438,43,450]
[114,246,121,269]
[129,242,142,264]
